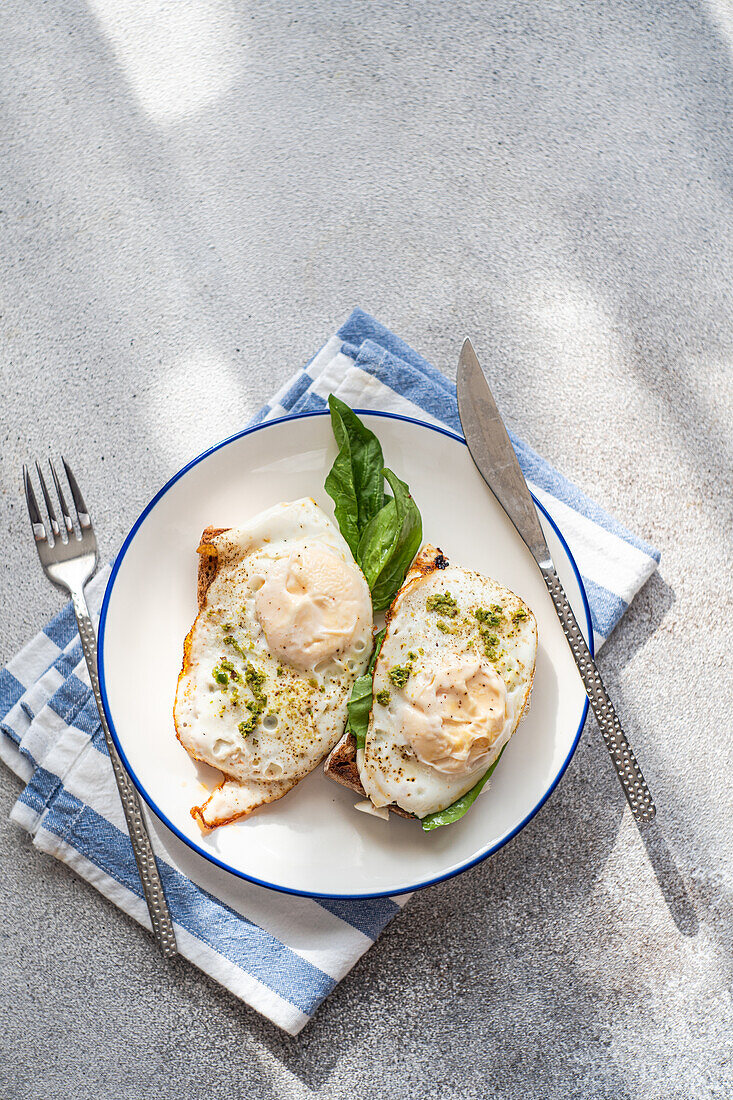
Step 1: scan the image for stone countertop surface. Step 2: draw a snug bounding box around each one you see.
[1,1,731,1097]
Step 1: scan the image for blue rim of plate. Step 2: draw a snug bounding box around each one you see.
[98,409,593,900]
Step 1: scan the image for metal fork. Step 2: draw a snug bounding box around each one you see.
[23,458,177,958]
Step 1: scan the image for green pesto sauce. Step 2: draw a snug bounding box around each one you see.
[219,658,241,681]
[475,606,502,627]
[224,634,249,661]
[426,592,459,617]
[388,665,411,688]
[375,689,391,706]
[237,661,268,737]
[478,625,501,661]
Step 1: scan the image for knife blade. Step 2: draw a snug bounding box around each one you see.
[457,338,656,823]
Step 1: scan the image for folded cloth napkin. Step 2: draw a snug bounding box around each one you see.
[0,310,659,1035]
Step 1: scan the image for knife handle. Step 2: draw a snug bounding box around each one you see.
[541,566,656,823]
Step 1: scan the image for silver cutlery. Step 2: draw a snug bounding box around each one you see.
[457,339,656,823]
[23,458,178,954]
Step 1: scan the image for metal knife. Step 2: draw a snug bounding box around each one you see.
[457,338,655,823]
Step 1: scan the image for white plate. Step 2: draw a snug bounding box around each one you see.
[99,411,591,899]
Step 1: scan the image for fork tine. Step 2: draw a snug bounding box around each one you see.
[62,457,91,529]
[23,465,47,543]
[50,459,74,536]
[35,461,60,540]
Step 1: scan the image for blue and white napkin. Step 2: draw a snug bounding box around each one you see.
[0,310,659,1034]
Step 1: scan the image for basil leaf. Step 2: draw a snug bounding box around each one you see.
[420,745,508,831]
[366,628,386,676]
[346,629,385,751]
[346,675,373,752]
[357,469,422,612]
[324,395,385,556]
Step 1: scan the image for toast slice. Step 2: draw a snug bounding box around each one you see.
[178,525,303,829]
[324,543,537,821]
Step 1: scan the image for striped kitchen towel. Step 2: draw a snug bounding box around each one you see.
[0,309,659,1035]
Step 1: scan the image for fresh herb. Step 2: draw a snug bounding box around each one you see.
[426,592,458,617]
[345,629,386,751]
[375,689,391,706]
[324,395,387,557]
[345,676,374,752]
[325,399,423,612]
[421,745,507,831]
[356,469,422,612]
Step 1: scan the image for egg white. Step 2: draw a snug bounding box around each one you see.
[359,547,537,819]
[174,498,373,827]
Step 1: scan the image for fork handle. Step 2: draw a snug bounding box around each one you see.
[541,566,656,823]
[70,588,178,957]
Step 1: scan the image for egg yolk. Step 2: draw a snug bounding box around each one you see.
[399,657,508,776]
[254,543,370,670]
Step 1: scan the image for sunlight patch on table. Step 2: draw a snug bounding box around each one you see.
[88,0,241,123]
[144,350,245,464]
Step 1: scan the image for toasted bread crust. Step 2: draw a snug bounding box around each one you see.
[384,544,449,629]
[196,526,230,609]
[323,733,414,818]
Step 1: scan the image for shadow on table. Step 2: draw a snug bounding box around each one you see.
[578,572,701,940]
[639,825,699,937]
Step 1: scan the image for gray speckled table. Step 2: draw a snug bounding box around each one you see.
[1,1,732,1096]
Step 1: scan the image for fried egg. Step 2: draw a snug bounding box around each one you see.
[359,546,537,819]
[174,498,373,828]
